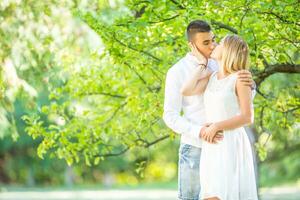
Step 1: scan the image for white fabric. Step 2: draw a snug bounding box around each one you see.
[163,53,218,147]
[200,71,258,200]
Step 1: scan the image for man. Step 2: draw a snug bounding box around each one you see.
[163,20,254,200]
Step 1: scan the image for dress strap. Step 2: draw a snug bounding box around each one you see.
[229,72,239,95]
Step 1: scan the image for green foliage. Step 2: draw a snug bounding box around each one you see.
[0,0,299,186]
[77,0,299,164]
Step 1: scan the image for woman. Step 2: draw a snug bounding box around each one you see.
[181,35,258,200]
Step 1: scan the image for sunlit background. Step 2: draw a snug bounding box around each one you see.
[0,0,299,199]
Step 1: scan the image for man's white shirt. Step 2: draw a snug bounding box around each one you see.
[163,53,219,148]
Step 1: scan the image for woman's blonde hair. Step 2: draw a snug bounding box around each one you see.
[221,35,249,74]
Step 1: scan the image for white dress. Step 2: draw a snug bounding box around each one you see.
[200,71,258,200]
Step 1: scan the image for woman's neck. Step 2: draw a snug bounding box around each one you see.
[216,59,228,79]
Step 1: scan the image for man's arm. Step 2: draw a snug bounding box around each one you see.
[163,68,203,139]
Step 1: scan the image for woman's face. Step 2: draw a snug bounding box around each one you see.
[210,40,223,60]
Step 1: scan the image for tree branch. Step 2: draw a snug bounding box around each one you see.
[124,62,153,92]
[134,5,147,18]
[144,135,170,147]
[211,20,238,34]
[96,135,171,158]
[169,0,185,9]
[116,15,180,26]
[97,146,130,157]
[102,102,127,125]
[148,14,180,24]
[254,63,300,86]
[81,92,126,99]
[259,11,300,27]
[113,34,162,62]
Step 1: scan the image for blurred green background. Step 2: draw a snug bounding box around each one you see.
[0,0,299,198]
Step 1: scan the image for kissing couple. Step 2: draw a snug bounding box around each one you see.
[163,20,258,200]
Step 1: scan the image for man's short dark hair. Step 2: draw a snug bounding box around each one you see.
[186,20,211,41]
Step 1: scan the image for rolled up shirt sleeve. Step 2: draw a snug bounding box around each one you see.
[162,68,203,139]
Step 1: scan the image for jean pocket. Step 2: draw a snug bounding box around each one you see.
[180,143,191,155]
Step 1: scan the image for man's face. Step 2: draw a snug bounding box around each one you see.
[191,31,217,58]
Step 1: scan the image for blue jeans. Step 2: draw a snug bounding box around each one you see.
[178,143,201,200]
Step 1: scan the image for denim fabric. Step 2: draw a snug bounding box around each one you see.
[178,143,201,200]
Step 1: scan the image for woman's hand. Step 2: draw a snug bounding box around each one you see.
[189,42,207,66]
[203,123,221,143]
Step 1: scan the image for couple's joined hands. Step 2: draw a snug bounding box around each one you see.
[200,123,224,144]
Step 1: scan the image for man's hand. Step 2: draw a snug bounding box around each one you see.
[212,132,223,144]
[237,70,255,88]
[189,42,207,66]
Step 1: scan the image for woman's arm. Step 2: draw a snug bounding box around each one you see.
[181,66,212,96]
[214,79,253,130]
[203,79,253,143]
